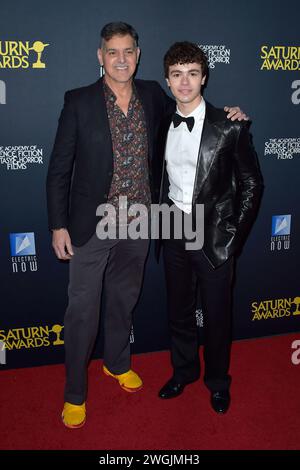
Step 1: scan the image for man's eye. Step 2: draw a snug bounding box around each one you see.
[108,51,115,55]
[126,50,133,54]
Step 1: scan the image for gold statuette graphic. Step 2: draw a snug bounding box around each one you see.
[29,41,49,68]
[51,324,64,345]
[292,297,300,316]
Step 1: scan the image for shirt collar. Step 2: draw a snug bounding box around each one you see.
[103,78,137,104]
[176,97,206,122]
[103,78,116,103]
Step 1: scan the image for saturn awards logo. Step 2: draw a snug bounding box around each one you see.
[0,324,64,352]
[251,296,300,321]
[0,40,49,69]
[260,45,300,71]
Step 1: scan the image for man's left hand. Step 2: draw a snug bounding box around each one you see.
[224,106,249,121]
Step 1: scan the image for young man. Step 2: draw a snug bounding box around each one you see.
[47,23,247,428]
[155,42,263,413]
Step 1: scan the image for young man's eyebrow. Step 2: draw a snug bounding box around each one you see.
[170,68,201,73]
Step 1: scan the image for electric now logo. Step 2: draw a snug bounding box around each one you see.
[10,232,36,256]
[270,214,291,251]
[9,232,38,273]
[291,340,300,365]
[271,215,291,236]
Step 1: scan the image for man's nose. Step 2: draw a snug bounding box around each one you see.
[118,51,126,63]
[181,74,189,84]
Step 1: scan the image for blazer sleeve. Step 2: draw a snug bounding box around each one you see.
[46,91,77,230]
[233,122,263,239]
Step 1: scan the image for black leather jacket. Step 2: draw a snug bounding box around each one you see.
[152,102,263,268]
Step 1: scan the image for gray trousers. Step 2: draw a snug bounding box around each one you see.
[64,234,149,404]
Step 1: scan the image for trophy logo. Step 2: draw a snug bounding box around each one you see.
[292,297,300,316]
[30,41,49,68]
[51,324,64,345]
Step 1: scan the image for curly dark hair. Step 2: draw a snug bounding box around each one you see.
[164,41,208,78]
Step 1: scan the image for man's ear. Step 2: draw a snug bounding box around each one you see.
[97,48,103,66]
[136,47,141,64]
[201,75,206,86]
[166,77,170,87]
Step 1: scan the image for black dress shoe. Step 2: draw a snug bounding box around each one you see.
[158,378,187,399]
[210,390,230,413]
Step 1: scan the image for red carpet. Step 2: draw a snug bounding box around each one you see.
[1,333,300,450]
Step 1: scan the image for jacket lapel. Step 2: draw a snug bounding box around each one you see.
[90,78,153,161]
[192,103,223,203]
[85,79,114,198]
[159,113,174,201]
[89,78,112,147]
[134,80,154,160]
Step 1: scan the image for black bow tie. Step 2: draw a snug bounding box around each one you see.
[172,113,195,132]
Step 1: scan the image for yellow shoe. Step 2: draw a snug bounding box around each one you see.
[62,402,86,429]
[103,365,143,392]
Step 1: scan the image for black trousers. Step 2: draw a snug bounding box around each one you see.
[64,234,149,405]
[163,208,234,392]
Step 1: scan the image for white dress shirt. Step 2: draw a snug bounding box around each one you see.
[166,98,206,213]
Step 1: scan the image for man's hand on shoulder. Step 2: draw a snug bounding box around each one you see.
[224,106,249,121]
[52,228,74,260]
